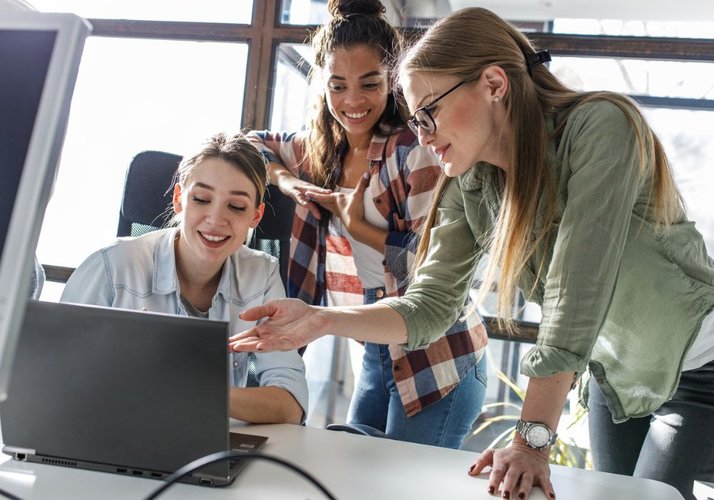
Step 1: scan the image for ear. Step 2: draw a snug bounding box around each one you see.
[481,65,509,101]
[249,202,265,229]
[172,183,183,215]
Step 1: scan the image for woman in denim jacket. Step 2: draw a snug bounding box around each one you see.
[62,132,308,425]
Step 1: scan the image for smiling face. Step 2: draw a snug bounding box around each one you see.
[173,157,264,273]
[401,69,511,176]
[322,44,389,147]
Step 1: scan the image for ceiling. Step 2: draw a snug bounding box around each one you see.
[400,0,714,23]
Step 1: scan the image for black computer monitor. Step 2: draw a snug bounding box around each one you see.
[0,11,91,401]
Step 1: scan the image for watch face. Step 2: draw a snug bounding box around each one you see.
[527,424,551,448]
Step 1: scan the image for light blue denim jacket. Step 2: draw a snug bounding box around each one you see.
[61,228,308,418]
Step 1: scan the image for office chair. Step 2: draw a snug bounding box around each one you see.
[116,150,181,237]
[325,423,387,438]
[249,184,295,289]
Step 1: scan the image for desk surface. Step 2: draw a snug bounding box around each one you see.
[0,423,683,500]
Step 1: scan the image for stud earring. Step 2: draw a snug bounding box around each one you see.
[494,96,501,103]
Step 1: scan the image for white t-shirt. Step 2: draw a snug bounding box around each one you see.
[683,307,714,371]
[330,185,388,289]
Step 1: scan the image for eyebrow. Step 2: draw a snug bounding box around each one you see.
[193,182,252,198]
[328,70,384,81]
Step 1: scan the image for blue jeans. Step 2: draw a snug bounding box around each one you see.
[588,359,714,500]
[346,287,488,449]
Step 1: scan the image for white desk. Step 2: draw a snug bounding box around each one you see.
[0,423,683,500]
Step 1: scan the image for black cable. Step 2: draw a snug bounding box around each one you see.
[0,487,23,500]
[143,450,337,500]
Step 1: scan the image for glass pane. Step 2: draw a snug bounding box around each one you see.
[645,108,714,254]
[553,19,714,38]
[279,0,331,25]
[550,57,714,100]
[283,1,714,30]
[279,0,407,26]
[36,38,247,276]
[270,43,314,131]
[28,0,253,24]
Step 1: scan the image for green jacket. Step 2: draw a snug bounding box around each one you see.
[384,99,714,422]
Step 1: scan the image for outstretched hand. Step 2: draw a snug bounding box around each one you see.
[230,299,329,352]
[469,442,555,499]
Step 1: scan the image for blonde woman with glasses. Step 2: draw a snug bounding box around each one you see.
[232,7,714,499]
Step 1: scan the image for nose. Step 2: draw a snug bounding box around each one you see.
[344,87,365,106]
[417,126,434,147]
[205,204,229,226]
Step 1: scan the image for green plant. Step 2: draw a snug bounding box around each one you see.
[472,363,592,469]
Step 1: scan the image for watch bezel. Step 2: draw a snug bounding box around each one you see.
[516,419,557,450]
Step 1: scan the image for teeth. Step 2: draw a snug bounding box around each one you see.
[201,233,228,242]
[345,111,368,119]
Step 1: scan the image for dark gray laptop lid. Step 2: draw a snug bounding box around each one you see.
[0,300,230,479]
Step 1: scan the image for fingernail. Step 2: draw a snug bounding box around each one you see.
[468,464,476,473]
[363,172,369,180]
[488,486,495,494]
[519,494,525,499]
[502,492,510,499]
[550,493,556,499]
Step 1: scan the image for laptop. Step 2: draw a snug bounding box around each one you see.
[0,300,267,487]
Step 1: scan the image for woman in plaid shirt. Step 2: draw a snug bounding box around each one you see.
[247,0,487,449]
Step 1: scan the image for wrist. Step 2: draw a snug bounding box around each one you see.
[314,306,334,336]
[512,435,550,461]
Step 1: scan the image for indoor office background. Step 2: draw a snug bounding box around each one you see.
[15,0,714,461]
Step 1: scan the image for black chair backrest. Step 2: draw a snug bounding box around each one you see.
[250,184,296,289]
[116,150,182,237]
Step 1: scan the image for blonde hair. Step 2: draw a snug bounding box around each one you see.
[399,8,684,331]
[175,131,267,206]
[168,132,267,227]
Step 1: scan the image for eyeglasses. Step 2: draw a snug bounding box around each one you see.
[407,80,468,136]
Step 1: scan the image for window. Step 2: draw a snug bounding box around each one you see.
[37,37,247,299]
[27,0,253,23]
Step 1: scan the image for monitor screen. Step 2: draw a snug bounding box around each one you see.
[0,11,91,401]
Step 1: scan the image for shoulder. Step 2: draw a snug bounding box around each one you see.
[382,129,439,171]
[233,246,279,275]
[562,95,641,138]
[100,228,170,263]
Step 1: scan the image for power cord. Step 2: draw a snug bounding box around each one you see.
[0,487,23,500]
[143,450,337,500]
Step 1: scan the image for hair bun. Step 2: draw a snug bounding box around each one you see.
[327,0,386,18]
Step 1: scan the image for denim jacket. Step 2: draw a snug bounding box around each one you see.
[384,100,714,422]
[61,228,308,417]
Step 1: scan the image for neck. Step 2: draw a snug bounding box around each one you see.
[345,131,372,152]
[174,236,223,306]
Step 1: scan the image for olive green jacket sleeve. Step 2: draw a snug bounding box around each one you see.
[381,171,494,350]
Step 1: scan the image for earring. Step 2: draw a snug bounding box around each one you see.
[494,96,501,103]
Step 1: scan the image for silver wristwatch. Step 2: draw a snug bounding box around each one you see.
[515,419,557,451]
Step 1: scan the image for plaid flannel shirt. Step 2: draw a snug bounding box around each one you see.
[248,129,487,416]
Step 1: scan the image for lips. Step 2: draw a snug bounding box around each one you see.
[343,110,370,123]
[199,231,230,248]
[433,144,450,162]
